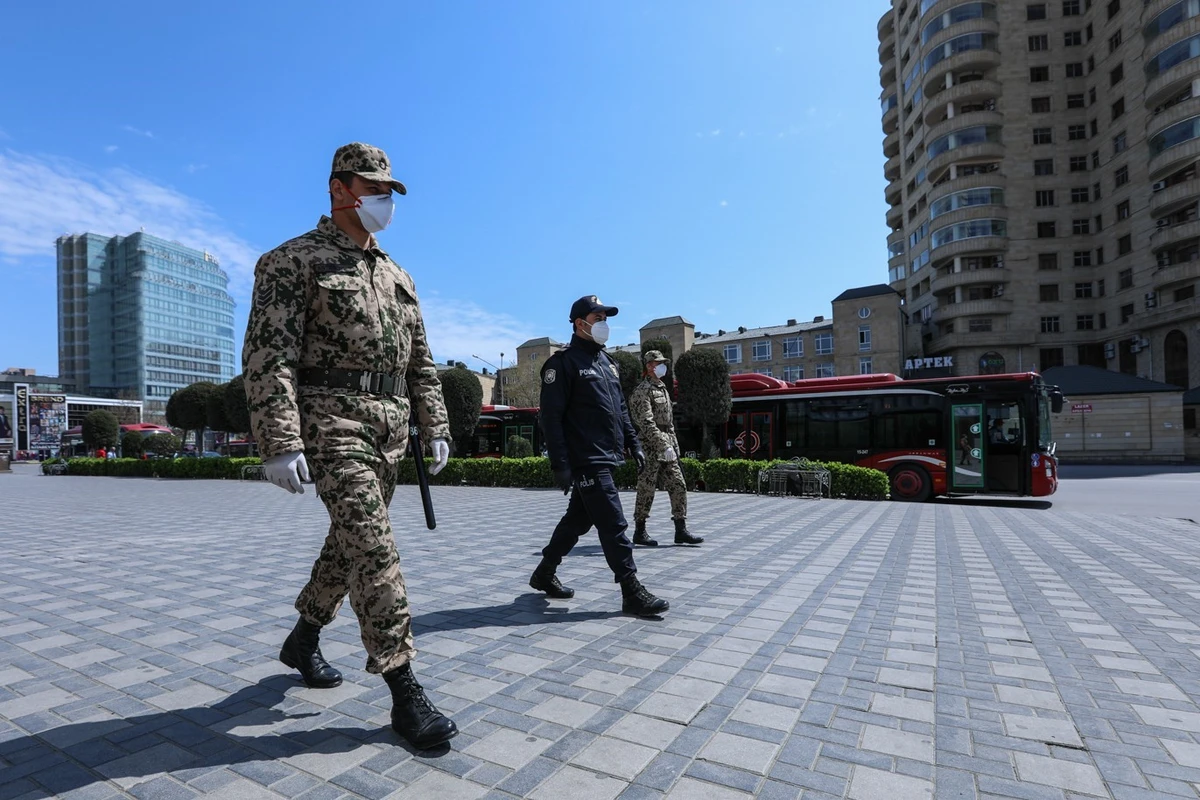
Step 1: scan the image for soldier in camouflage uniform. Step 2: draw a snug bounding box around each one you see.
[243,142,457,750]
[629,351,704,546]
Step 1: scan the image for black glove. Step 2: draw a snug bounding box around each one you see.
[634,450,646,474]
[553,467,573,494]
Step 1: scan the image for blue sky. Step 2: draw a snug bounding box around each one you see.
[0,1,892,377]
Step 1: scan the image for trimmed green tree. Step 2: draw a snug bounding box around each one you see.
[145,433,182,457]
[166,382,221,452]
[610,350,642,400]
[641,338,675,399]
[121,430,145,458]
[206,383,233,434]
[674,348,732,460]
[223,374,252,435]
[506,434,534,458]
[439,366,484,454]
[82,410,120,452]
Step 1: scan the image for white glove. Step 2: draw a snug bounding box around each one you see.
[430,438,450,476]
[662,446,677,462]
[263,451,310,494]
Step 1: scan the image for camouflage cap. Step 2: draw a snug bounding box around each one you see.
[331,142,407,195]
[643,350,667,364]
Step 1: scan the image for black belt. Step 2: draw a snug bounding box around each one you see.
[298,367,407,397]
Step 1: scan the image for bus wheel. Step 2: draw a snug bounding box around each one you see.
[889,465,931,502]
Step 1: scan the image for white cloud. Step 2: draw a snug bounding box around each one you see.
[710,129,721,137]
[706,308,718,315]
[0,149,260,300]
[185,163,207,173]
[720,200,728,207]
[123,125,154,138]
[104,145,118,153]
[419,294,539,369]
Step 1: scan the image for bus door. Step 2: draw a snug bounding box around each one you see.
[950,404,986,492]
[984,400,1026,494]
[725,410,774,460]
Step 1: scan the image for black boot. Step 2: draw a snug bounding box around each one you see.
[279,617,343,689]
[529,559,575,598]
[384,662,458,749]
[620,575,669,617]
[632,519,658,547]
[674,517,704,545]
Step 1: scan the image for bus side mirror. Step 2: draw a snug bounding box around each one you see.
[1050,391,1064,414]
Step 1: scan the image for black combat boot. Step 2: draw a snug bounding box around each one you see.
[529,559,575,598]
[384,662,458,749]
[673,517,704,545]
[632,519,658,547]
[279,617,343,689]
[620,575,670,617]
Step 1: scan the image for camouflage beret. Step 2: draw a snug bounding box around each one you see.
[331,142,407,195]
[643,350,667,364]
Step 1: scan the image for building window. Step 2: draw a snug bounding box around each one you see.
[1118,234,1132,255]
[783,365,803,381]
[1120,303,1134,323]
[1094,181,1102,200]
[1111,98,1125,121]
[1076,314,1095,330]
[1107,0,1120,20]
[1117,200,1130,220]
[1069,156,1088,172]
[1028,3,1047,20]
[1112,132,1126,154]
[1096,246,1105,265]
[1115,165,1129,186]
[815,333,833,355]
[1041,347,1065,369]
[782,336,802,358]
[859,325,872,351]
[1119,268,1134,289]
[1065,30,1083,46]
[752,340,771,361]
[1090,119,1099,137]
[1039,252,1060,270]
[1034,158,1055,175]
[1036,190,1056,207]
[1041,316,1061,333]
[1040,284,1060,301]
[1073,219,1091,235]
[815,363,835,378]
[1075,282,1094,298]
[1033,129,1053,145]
[1074,250,1093,267]
[1032,97,1052,113]
[723,343,741,363]
[1098,278,1106,296]
[1067,93,1085,108]
[968,318,993,333]
[1065,63,1084,78]
[1070,187,1090,203]
[859,357,874,374]
[761,368,774,377]
[1029,34,1049,51]
[1176,284,1196,302]
[1092,150,1101,168]
[1067,125,1086,141]
[1089,86,1096,104]
[1108,31,1122,53]
[1110,63,1123,86]
[1063,0,1081,15]
[1038,221,1058,237]
[1030,66,1050,82]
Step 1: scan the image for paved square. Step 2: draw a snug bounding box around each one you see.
[3,467,1200,798]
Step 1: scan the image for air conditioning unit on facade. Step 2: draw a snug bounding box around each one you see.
[1131,342,1143,353]
[1153,180,1168,192]
[1104,342,1116,359]
[1138,337,1150,347]
[1145,292,1158,309]
[1158,251,1172,267]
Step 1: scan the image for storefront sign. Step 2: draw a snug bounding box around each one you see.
[15,384,28,451]
[904,356,954,370]
[979,352,1006,374]
[1071,403,1093,414]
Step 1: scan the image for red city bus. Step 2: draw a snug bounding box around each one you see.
[678,371,1065,501]
[468,406,544,458]
[60,423,175,457]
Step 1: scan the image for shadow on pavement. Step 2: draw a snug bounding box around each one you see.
[413,593,621,634]
[934,497,1054,510]
[0,675,448,799]
[1057,464,1200,479]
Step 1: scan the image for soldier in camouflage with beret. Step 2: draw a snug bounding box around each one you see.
[243,142,456,750]
[629,351,704,546]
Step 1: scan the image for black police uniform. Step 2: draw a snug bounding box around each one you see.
[538,333,641,581]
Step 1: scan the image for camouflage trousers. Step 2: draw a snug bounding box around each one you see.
[634,456,688,522]
[294,455,414,675]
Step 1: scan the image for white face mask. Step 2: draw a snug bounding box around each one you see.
[356,194,394,233]
[653,363,668,378]
[585,319,610,345]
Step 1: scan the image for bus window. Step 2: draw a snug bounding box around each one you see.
[987,402,1024,445]
[808,402,869,449]
[782,402,806,456]
[874,395,942,450]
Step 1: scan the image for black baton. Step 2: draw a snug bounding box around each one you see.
[409,418,437,530]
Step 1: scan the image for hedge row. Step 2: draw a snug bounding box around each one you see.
[45,456,889,500]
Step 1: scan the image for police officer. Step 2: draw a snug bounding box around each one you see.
[528,295,670,617]
[243,142,457,750]
[629,351,703,546]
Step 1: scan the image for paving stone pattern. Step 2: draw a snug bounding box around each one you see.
[2,469,1200,798]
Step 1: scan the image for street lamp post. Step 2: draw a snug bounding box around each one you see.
[472,354,504,405]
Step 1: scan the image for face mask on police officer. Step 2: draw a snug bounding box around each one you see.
[653,364,667,378]
[584,319,610,345]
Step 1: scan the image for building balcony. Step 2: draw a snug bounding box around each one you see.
[1146,55,1200,109]
[878,9,894,37]
[1147,13,1200,63]
[889,252,908,273]
[1154,258,1200,290]
[1149,96,1200,139]
[885,178,904,206]
[926,110,1003,151]
[923,49,1002,98]
[932,266,1010,293]
[926,329,1028,354]
[884,154,902,181]
[929,235,1007,263]
[879,37,895,62]
[1151,217,1200,249]
[883,104,899,134]
[922,17,1000,57]
[1149,136,1200,179]
[880,56,897,88]
[936,298,1013,321]
[1151,177,1200,216]
[926,141,1005,182]
[884,129,900,159]
[924,79,1001,124]
[887,204,904,230]
[928,172,1008,206]
[1138,295,1200,328]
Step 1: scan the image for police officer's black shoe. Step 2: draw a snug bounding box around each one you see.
[279,617,343,689]
[384,662,458,750]
[673,518,704,546]
[620,575,669,616]
[529,561,575,598]
[632,519,658,547]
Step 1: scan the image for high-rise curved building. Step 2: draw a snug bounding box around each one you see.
[880,0,1198,390]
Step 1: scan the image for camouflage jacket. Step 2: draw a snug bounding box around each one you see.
[629,377,678,457]
[242,216,449,463]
